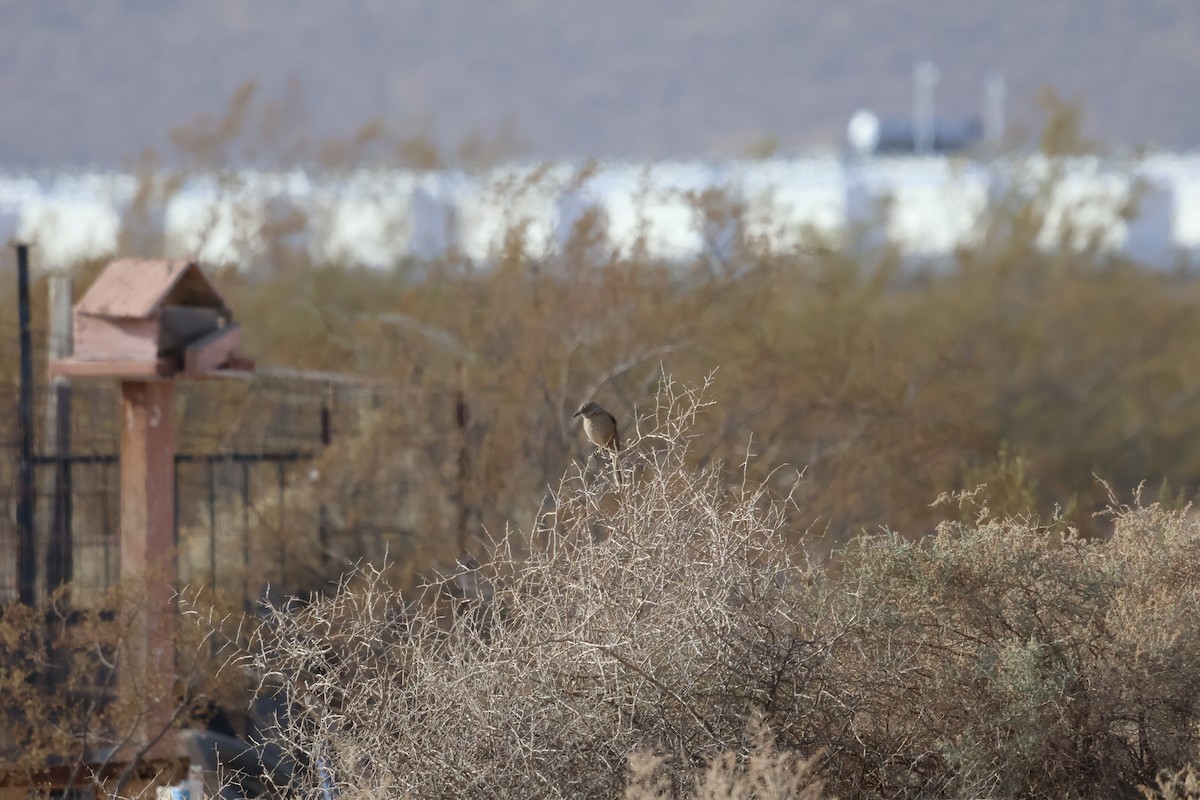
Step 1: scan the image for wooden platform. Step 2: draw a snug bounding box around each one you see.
[49,357,177,379]
[49,355,255,380]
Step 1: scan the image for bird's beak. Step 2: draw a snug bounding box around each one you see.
[572,410,582,418]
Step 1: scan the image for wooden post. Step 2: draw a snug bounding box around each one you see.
[119,379,177,755]
[44,256,251,764]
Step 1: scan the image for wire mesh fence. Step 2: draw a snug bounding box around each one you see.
[0,374,391,608]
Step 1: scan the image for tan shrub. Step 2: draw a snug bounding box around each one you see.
[814,495,1200,797]
[229,385,1200,799]
[241,377,839,798]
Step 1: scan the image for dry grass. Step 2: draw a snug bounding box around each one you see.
[1143,762,1200,800]
[0,578,236,798]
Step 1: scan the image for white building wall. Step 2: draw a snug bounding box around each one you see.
[5,154,1200,271]
[307,171,415,268]
[457,164,569,262]
[734,157,846,253]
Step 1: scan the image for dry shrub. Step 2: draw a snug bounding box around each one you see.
[242,377,837,798]
[0,580,234,797]
[238,380,1200,799]
[625,713,828,800]
[1143,761,1200,800]
[814,492,1200,798]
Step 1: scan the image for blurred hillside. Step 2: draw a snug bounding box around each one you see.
[2,1,1199,166]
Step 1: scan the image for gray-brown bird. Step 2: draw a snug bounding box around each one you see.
[574,401,620,452]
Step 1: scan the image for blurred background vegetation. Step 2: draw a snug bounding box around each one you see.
[2,89,1198,596]
[225,202,1200,558]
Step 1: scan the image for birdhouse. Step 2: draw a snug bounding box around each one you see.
[40,257,254,760]
[50,258,252,379]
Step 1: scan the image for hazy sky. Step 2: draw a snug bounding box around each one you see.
[2,1,1198,167]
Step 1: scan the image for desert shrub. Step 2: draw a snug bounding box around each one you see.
[625,713,828,800]
[809,493,1200,798]
[239,380,1200,799]
[205,208,1200,564]
[0,580,234,796]
[1142,760,1200,799]
[242,378,839,798]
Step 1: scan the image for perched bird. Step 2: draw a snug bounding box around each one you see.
[574,401,620,452]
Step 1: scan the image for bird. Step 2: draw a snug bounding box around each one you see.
[574,401,620,452]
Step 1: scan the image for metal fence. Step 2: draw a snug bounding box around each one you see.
[25,451,311,601]
[0,376,377,608]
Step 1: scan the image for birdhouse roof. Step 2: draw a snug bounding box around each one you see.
[75,258,228,319]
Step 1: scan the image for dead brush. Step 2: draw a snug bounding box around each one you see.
[238,375,835,799]
[232,380,1200,799]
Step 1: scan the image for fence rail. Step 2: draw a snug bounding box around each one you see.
[0,448,322,606]
[0,363,388,607]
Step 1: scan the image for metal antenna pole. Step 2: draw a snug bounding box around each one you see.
[985,70,1008,150]
[913,58,940,155]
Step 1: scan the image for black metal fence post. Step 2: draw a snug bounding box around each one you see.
[241,460,250,611]
[318,392,332,573]
[15,243,36,605]
[277,460,287,585]
[208,458,217,590]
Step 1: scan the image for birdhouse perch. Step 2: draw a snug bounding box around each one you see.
[50,258,253,379]
[43,257,254,760]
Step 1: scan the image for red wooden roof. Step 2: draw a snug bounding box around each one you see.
[75,258,228,319]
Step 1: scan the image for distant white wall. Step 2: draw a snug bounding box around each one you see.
[164,182,267,266]
[1123,176,1175,265]
[1142,154,1200,262]
[307,172,415,268]
[457,164,568,261]
[0,176,38,250]
[19,197,122,269]
[10,174,133,269]
[883,159,989,255]
[735,158,846,253]
[3,153,1200,271]
[558,162,713,261]
[409,172,466,262]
